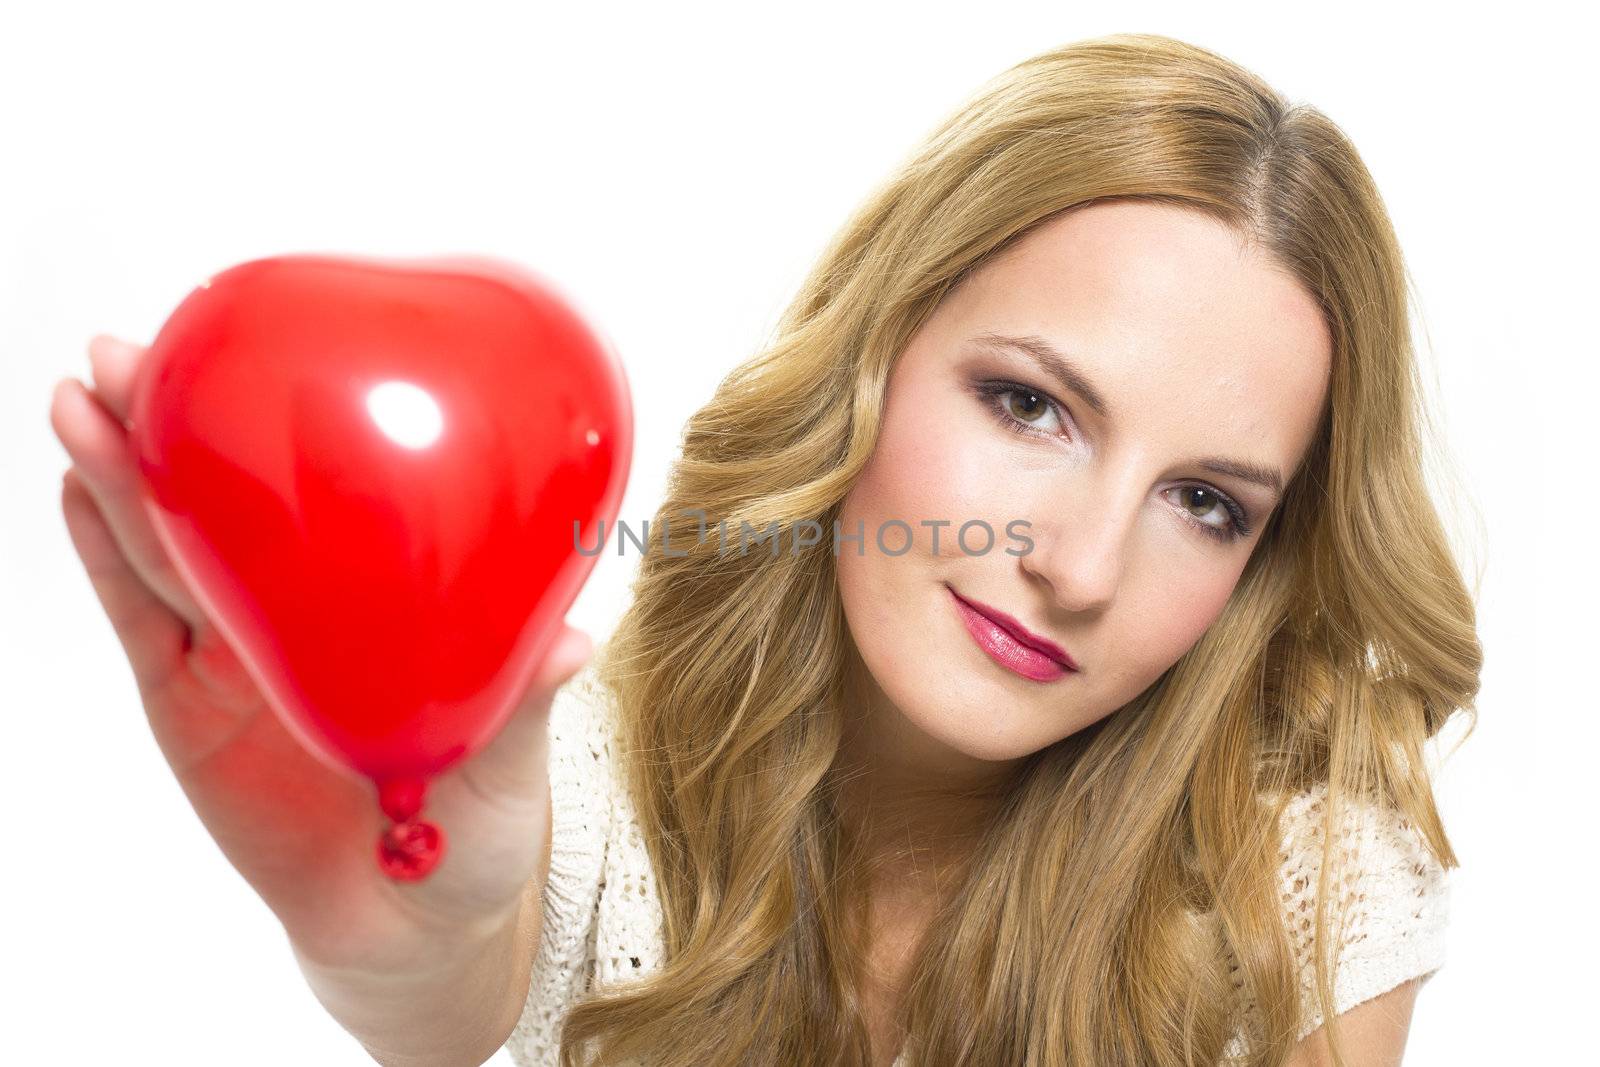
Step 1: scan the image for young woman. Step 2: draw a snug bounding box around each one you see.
[52,32,1479,1067]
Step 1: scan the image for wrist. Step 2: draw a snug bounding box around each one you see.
[291,898,529,1066]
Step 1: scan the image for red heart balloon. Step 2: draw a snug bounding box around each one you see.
[128,253,632,880]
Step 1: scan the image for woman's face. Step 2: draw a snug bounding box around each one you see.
[835,200,1332,786]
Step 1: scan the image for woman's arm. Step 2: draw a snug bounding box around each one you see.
[1284,977,1421,1067]
[295,795,554,1067]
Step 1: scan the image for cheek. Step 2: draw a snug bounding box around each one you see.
[835,394,990,683]
[845,400,1007,546]
[1111,559,1242,695]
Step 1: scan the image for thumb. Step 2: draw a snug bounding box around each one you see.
[454,624,593,800]
[530,623,593,697]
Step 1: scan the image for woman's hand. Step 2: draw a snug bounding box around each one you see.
[49,334,591,976]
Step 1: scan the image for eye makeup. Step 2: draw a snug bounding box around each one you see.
[968,376,1256,544]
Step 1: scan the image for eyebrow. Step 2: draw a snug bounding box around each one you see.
[967,331,1286,498]
[970,331,1114,420]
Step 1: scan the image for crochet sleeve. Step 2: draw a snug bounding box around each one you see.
[503,663,618,1067]
[1275,784,1454,1043]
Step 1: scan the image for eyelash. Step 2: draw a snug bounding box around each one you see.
[972,379,1255,544]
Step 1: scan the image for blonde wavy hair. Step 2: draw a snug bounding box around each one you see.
[560,31,1481,1067]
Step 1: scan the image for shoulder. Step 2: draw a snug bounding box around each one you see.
[574,662,669,986]
[504,662,670,1064]
[545,661,624,895]
[504,662,623,1064]
[1222,784,1453,1062]
[1273,783,1452,1042]
[543,658,671,985]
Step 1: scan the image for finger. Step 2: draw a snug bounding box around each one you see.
[61,468,189,698]
[50,377,207,631]
[86,334,146,425]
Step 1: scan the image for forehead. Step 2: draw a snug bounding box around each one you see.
[932,200,1332,463]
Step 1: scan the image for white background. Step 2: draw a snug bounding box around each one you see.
[3,2,1591,1063]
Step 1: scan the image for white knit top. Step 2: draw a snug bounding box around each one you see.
[503,664,1451,1066]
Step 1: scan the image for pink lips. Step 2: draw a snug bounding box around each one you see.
[948,585,1079,682]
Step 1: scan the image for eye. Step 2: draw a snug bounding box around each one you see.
[1165,485,1253,543]
[974,377,1256,546]
[974,380,1070,439]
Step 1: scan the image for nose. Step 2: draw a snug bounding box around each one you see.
[1017,481,1136,615]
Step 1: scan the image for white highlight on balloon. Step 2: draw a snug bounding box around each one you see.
[366,380,444,450]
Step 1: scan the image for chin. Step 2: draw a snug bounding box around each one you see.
[903,675,1038,760]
